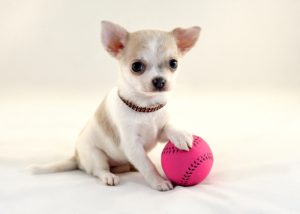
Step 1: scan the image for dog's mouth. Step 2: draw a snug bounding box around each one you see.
[152,88,169,92]
[140,87,170,95]
[138,83,171,95]
[150,85,170,93]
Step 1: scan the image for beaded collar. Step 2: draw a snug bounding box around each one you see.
[118,93,165,113]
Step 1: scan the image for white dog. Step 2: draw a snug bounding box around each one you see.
[30,21,200,191]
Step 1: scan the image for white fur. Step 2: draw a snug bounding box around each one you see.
[73,87,184,190]
[29,21,200,191]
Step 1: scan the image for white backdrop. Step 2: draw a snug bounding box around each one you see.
[1,1,300,214]
[1,0,300,91]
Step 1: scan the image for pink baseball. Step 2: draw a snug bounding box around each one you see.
[161,135,213,186]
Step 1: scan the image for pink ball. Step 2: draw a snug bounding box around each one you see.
[161,135,213,186]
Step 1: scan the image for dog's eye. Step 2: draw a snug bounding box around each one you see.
[131,61,146,73]
[169,59,178,70]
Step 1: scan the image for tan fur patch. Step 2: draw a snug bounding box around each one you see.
[95,97,120,145]
[121,30,178,65]
[110,163,137,173]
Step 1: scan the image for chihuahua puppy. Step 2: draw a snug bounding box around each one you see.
[30,21,200,191]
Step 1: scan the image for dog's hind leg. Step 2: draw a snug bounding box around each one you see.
[77,144,120,186]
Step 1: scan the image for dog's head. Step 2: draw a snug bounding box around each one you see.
[101,21,200,95]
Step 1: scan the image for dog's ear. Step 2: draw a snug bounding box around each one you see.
[101,21,129,57]
[172,26,201,56]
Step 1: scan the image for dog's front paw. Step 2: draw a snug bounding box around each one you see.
[169,131,193,151]
[100,172,120,186]
[151,178,174,191]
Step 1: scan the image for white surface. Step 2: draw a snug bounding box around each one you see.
[1,88,300,214]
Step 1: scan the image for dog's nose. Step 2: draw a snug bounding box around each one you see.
[152,77,166,90]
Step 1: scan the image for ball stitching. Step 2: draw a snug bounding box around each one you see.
[179,152,213,185]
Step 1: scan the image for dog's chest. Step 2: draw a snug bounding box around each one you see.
[129,112,166,151]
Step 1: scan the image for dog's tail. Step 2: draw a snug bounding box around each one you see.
[27,156,78,174]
